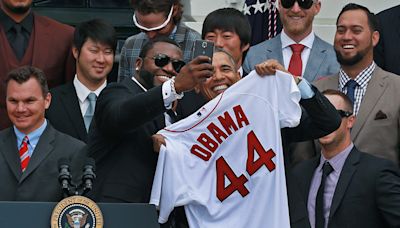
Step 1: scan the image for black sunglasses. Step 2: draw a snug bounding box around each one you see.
[281,0,316,9]
[337,110,353,118]
[148,53,186,73]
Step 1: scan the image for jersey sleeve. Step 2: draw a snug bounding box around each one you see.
[275,70,302,128]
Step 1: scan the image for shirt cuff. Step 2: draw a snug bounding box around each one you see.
[297,78,314,99]
[162,78,184,109]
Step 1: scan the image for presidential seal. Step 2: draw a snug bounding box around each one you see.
[51,196,103,228]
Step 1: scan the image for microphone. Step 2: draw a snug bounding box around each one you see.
[81,158,96,195]
[58,158,72,197]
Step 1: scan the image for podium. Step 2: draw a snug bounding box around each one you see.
[0,201,160,227]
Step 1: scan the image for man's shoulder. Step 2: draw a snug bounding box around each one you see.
[356,148,399,172]
[124,32,147,48]
[49,124,85,147]
[34,13,74,32]
[0,127,13,139]
[250,35,280,51]
[313,74,338,88]
[50,82,74,94]
[177,22,201,39]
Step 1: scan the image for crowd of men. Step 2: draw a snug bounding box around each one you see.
[1,0,400,227]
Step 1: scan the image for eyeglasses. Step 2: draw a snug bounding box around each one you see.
[146,53,186,73]
[337,110,353,118]
[132,6,174,32]
[281,0,316,9]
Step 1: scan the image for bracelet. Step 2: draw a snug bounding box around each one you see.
[170,77,184,99]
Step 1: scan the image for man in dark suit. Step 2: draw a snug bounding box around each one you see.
[374,5,400,75]
[290,89,400,228]
[87,37,214,203]
[0,0,75,130]
[46,19,116,143]
[0,66,85,202]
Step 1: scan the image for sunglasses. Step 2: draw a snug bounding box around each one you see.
[281,0,316,9]
[147,53,186,73]
[337,110,353,118]
[132,6,173,32]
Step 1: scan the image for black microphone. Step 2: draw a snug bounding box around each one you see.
[82,158,96,195]
[58,158,72,197]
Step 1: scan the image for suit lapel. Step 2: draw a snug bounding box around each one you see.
[59,83,87,140]
[0,129,22,180]
[351,67,387,140]
[302,157,320,202]
[329,148,359,217]
[267,35,284,65]
[304,37,325,82]
[20,124,55,183]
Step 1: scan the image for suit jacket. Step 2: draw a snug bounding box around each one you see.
[290,147,400,228]
[0,123,85,201]
[314,66,400,164]
[242,33,339,82]
[0,13,75,130]
[46,82,88,143]
[374,5,400,75]
[86,78,166,203]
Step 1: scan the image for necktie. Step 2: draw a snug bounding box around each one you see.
[84,93,97,132]
[12,24,25,60]
[315,161,334,228]
[19,136,30,172]
[345,80,358,104]
[288,44,305,77]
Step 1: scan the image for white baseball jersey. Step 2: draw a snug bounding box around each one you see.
[150,70,301,228]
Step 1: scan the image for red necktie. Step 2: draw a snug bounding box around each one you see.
[19,136,30,172]
[288,44,305,77]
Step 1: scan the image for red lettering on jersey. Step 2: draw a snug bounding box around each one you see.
[198,133,218,153]
[233,105,250,128]
[190,144,212,161]
[207,123,228,144]
[218,111,238,135]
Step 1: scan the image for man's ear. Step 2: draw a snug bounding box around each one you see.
[72,46,79,60]
[135,57,143,71]
[347,115,356,129]
[372,30,380,47]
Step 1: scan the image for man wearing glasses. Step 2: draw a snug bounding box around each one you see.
[290,89,400,228]
[118,0,200,82]
[87,37,213,204]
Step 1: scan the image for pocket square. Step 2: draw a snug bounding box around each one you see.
[374,110,387,120]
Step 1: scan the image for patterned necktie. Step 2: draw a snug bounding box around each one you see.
[84,93,97,132]
[12,24,25,60]
[19,135,30,172]
[315,161,334,228]
[288,44,305,77]
[345,80,358,104]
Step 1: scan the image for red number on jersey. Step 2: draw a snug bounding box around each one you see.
[246,130,276,175]
[216,156,249,202]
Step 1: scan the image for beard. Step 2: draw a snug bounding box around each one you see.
[138,69,155,90]
[2,1,32,15]
[335,50,364,66]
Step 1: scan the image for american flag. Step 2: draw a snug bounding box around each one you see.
[244,0,282,46]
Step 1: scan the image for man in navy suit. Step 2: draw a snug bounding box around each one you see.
[46,19,116,143]
[290,89,400,228]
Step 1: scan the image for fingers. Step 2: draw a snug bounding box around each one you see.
[255,60,285,76]
[152,134,166,153]
[174,58,214,92]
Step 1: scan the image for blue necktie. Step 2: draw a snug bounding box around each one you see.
[345,80,358,104]
[84,93,97,132]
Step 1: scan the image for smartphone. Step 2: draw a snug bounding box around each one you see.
[192,40,214,62]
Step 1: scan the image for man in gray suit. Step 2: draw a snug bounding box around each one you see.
[243,0,339,81]
[315,3,400,165]
[0,66,85,201]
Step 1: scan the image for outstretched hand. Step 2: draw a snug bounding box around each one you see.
[255,59,288,76]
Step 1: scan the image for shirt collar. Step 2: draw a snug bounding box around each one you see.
[339,62,376,90]
[14,119,47,148]
[281,30,315,49]
[0,9,33,33]
[319,143,353,173]
[73,74,107,103]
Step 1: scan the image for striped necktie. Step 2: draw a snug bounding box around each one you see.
[19,135,30,172]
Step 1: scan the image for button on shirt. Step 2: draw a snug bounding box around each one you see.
[339,62,375,115]
[73,75,106,117]
[307,143,354,228]
[14,120,47,158]
[281,30,315,77]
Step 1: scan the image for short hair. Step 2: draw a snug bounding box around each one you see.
[202,8,251,48]
[322,89,353,112]
[73,19,117,54]
[131,0,183,24]
[6,66,49,97]
[139,36,181,58]
[337,3,378,31]
[214,47,237,72]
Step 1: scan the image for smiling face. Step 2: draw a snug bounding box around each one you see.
[278,0,320,42]
[198,51,240,100]
[1,0,31,15]
[6,77,51,134]
[334,9,379,68]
